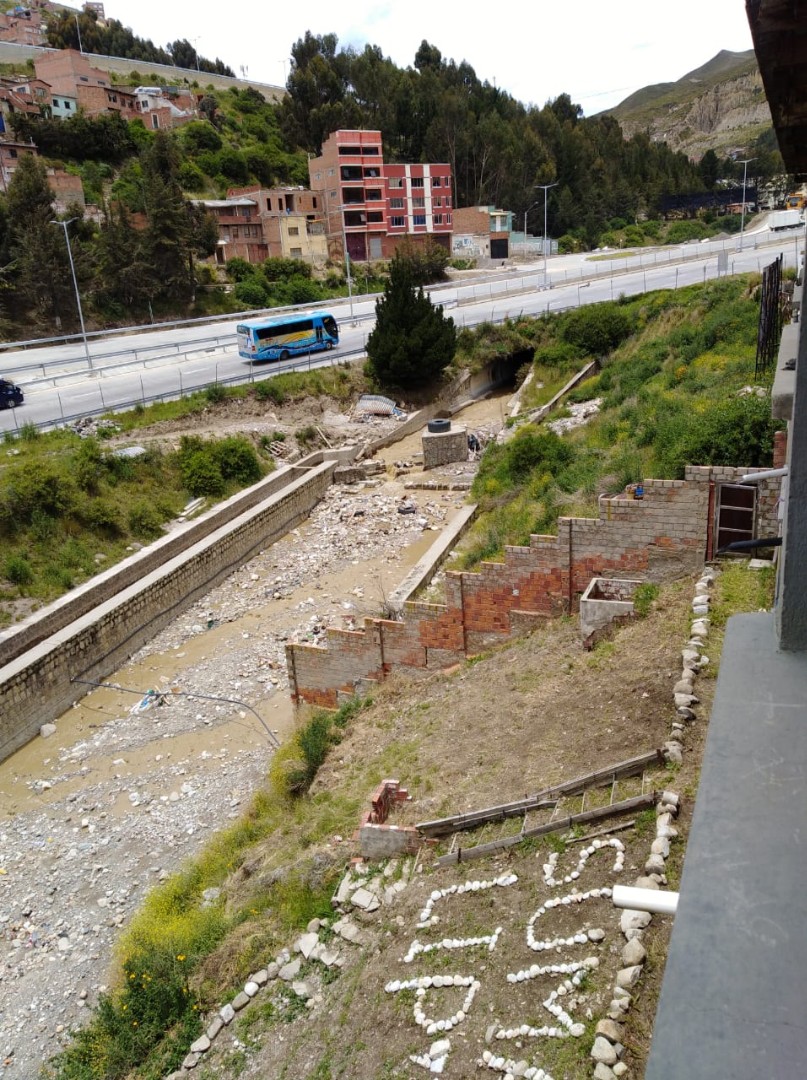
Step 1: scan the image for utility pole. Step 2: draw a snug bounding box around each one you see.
[738,158,755,251]
[536,182,558,283]
[50,219,92,369]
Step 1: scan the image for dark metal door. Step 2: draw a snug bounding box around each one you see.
[716,483,756,553]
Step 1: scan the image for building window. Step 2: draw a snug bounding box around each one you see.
[366,188,382,200]
[411,177,424,188]
[432,176,442,187]
[367,211,383,223]
[413,196,425,208]
[390,215,405,227]
[79,75,88,82]
[290,247,303,258]
[151,113,159,128]
[434,214,443,224]
[388,177,403,189]
[288,226,299,235]
[313,197,318,208]
[447,214,452,225]
[329,189,337,200]
[314,171,322,181]
[413,214,426,225]
[327,167,335,176]
[390,197,404,209]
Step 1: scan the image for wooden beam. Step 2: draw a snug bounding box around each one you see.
[433,792,656,868]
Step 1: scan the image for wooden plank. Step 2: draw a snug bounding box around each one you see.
[566,819,637,846]
[417,750,662,838]
[433,792,655,868]
[416,799,557,837]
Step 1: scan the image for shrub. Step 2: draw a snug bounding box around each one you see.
[128,500,165,539]
[254,380,287,405]
[225,257,254,283]
[212,436,263,485]
[82,498,123,536]
[262,257,311,281]
[633,582,659,617]
[204,382,227,404]
[234,277,268,308]
[4,553,33,587]
[559,303,635,357]
[180,450,225,497]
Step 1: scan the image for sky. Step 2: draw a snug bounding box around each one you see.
[112,0,755,116]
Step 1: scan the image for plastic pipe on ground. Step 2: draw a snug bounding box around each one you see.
[612,885,679,916]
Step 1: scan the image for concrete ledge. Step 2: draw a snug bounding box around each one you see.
[387,504,478,613]
[647,613,807,1079]
[772,321,799,420]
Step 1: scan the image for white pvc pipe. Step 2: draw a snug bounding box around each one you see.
[740,467,789,483]
[612,885,679,916]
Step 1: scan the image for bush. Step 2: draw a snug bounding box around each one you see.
[234,277,268,308]
[180,450,225,497]
[128,500,165,539]
[262,257,311,282]
[4,553,33,587]
[254,380,287,405]
[212,436,263,485]
[204,382,227,404]
[559,303,635,357]
[225,257,255,283]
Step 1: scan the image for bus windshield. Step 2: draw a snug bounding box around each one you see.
[237,311,339,362]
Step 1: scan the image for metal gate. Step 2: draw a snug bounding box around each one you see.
[716,483,756,553]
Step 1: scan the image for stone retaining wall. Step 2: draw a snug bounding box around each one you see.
[286,465,781,707]
[0,462,335,763]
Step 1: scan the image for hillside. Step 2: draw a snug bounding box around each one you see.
[604,49,772,159]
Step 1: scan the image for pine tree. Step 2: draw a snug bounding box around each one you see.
[365,253,456,389]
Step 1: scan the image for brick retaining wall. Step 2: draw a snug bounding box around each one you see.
[0,462,335,763]
[286,465,782,706]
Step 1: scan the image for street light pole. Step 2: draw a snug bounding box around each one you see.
[50,219,92,370]
[328,194,355,320]
[540,183,557,282]
[74,13,84,53]
[738,158,754,251]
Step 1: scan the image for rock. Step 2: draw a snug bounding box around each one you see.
[673,678,694,694]
[620,908,652,933]
[244,981,259,997]
[278,958,301,981]
[40,723,57,739]
[616,965,643,989]
[220,1003,235,1024]
[206,1016,224,1040]
[662,743,683,765]
[190,1034,211,1054]
[430,1038,451,1058]
[594,1065,617,1080]
[231,991,250,1011]
[182,1051,201,1069]
[295,932,320,958]
[613,1062,629,1076]
[292,980,311,999]
[591,1035,618,1065]
[351,886,380,912]
[622,937,647,966]
[596,1018,623,1043]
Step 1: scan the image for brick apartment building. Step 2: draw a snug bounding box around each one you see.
[452,205,513,261]
[308,129,453,262]
[198,185,328,266]
[34,50,139,120]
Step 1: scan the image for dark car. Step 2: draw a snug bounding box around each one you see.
[0,378,23,408]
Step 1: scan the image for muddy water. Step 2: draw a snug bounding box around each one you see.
[0,390,512,816]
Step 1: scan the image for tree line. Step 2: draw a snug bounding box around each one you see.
[0,134,217,335]
[45,10,235,77]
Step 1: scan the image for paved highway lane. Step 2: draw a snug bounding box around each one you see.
[0,230,801,435]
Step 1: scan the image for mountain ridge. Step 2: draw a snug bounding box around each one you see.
[602,48,770,159]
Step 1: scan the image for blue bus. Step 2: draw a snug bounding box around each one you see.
[236,311,339,361]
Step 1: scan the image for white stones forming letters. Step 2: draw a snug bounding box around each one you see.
[417,873,518,928]
[526,888,614,952]
[542,839,625,887]
[385,975,481,1036]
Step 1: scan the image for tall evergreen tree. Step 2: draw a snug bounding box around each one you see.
[141,132,195,305]
[365,253,456,389]
[6,156,78,328]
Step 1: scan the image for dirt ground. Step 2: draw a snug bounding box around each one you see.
[0,390,719,1079]
[190,575,714,1080]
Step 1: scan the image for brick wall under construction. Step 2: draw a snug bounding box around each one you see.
[286,465,781,707]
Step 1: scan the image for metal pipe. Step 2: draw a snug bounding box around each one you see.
[612,884,679,915]
[740,467,789,483]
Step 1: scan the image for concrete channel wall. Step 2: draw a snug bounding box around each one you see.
[0,459,336,763]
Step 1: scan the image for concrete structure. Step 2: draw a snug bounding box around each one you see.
[452,205,512,262]
[200,186,328,266]
[46,166,85,213]
[0,137,36,192]
[579,577,641,648]
[133,85,195,130]
[287,464,782,709]
[645,5,807,1075]
[0,455,342,762]
[422,424,467,469]
[309,129,452,262]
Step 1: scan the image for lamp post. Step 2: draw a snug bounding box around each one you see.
[738,157,754,250]
[74,12,84,53]
[540,183,557,282]
[50,219,92,370]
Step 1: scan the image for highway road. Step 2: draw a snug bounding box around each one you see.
[0,223,802,435]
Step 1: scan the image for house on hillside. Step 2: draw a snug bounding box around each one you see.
[308,129,453,262]
[33,49,139,120]
[197,186,328,266]
[132,85,196,131]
